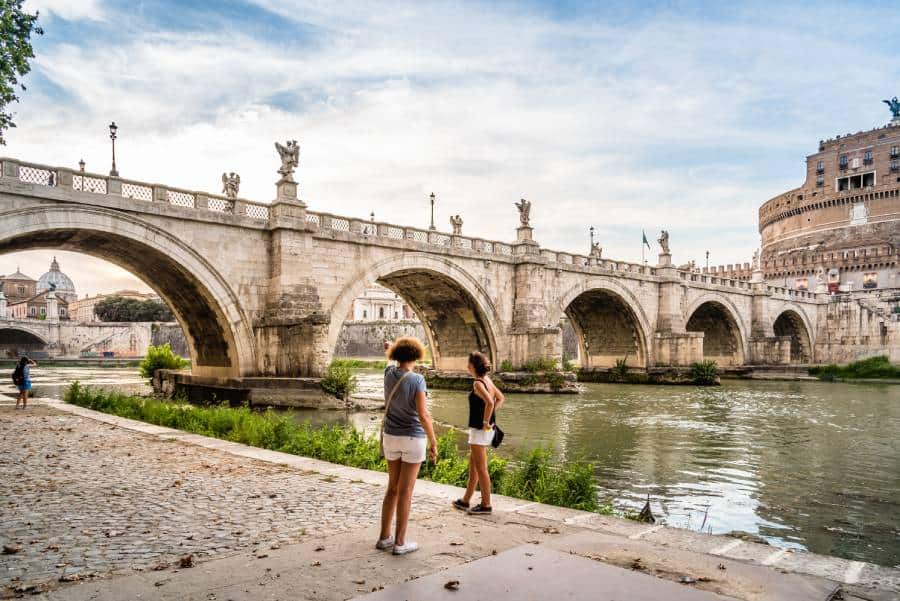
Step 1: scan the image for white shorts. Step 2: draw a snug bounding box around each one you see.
[382,434,426,463]
[468,427,494,447]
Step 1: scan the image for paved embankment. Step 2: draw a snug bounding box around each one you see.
[0,399,897,600]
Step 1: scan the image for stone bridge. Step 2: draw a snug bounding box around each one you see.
[0,156,823,379]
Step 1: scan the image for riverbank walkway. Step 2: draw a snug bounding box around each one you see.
[0,399,897,600]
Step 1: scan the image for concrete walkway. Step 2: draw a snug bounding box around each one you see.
[1,398,897,601]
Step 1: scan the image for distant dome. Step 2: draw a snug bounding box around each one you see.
[36,257,77,303]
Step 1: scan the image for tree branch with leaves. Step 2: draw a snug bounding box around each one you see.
[1,0,42,145]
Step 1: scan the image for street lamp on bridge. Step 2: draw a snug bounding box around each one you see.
[428,192,436,231]
[108,121,119,177]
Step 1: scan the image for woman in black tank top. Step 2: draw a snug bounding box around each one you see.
[453,351,505,515]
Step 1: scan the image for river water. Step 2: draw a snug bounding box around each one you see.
[14,366,900,567]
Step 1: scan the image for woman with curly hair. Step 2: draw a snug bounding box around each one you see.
[376,337,438,555]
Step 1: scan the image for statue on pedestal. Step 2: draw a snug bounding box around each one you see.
[590,242,602,258]
[450,214,463,235]
[275,140,300,183]
[884,96,900,122]
[752,249,759,270]
[657,230,670,254]
[515,198,531,227]
[221,172,240,200]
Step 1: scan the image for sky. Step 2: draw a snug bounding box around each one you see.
[4,0,900,295]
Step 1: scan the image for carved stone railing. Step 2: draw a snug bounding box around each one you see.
[679,270,755,291]
[0,158,270,221]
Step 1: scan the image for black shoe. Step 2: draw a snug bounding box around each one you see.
[467,503,492,515]
[452,499,470,510]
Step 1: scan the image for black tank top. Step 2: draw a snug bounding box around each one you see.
[468,379,495,429]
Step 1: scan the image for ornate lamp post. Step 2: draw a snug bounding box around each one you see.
[589,226,595,251]
[78,159,85,172]
[108,121,119,177]
[705,250,710,271]
[428,192,436,231]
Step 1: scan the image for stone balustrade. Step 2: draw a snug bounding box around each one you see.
[0,158,270,221]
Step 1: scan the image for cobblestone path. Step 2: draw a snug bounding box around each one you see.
[0,404,443,595]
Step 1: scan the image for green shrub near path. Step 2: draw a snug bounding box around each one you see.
[64,383,609,514]
[139,343,188,378]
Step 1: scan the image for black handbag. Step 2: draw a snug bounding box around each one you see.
[491,423,504,448]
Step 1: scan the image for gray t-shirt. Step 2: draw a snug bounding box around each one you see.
[383,366,426,438]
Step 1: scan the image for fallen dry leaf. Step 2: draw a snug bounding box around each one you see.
[444,580,460,590]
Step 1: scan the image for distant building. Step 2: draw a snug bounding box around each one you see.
[70,290,160,322]
[348,285,416,321]
[0,258,73,320]
[757,104,900,292]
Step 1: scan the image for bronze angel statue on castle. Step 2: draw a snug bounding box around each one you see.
[884,96,900,120]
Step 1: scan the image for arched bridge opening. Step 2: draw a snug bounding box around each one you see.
[564,289,647,368]
[773,310,812,364]
[327,259,498,373]
[0,328,48,358]
[686,301,744,366]
[0,207,255,378]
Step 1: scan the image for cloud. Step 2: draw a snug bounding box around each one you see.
[4,0,900,290]
[27,0,105,21]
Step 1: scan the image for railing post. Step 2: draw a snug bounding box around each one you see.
[107,177,121,196]
[56,168,73,190]
[377,223,389,237]
[233,199,247,217]
[152,185,168,203]
[473,239,484,252]
[320,215,333,230]
[195,194,209,210]
[2,160,19,179]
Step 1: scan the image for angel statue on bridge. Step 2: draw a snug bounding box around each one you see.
[275,140,300,183]
[221,172,240,200]
[658,230,670,254]
[515,198,531,227]
[450,214,463,235]
[884,96,900,120]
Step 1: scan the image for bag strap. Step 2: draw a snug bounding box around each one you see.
[384,370,412,416]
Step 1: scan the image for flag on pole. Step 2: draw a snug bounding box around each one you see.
[642,231,652,250]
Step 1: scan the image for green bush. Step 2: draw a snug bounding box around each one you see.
[64,385,609,515]
[561,354,575,372]
[690,360,719,385]
[139,343,188,378]
[499,359,514,373]
[320,361,358,398]
[521,357,558,372]
[809,355,900,380]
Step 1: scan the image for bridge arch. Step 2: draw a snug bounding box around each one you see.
[0,206,255,377]
[327,253,502,371]
[557,278,652,368]
[0,326,49,357]
[772,305,814,364]
[684,294,747,366]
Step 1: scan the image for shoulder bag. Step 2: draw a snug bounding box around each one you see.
[380,371,412,458]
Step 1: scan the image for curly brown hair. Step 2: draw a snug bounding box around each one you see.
[468,351,491,376]
[387,337,425,363]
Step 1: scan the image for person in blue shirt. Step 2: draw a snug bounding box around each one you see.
[377,337,438,556]
[14,356,37,410]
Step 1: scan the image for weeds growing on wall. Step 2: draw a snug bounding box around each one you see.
[520,358,559,372]
[499,359,514,373]
[64,384,610,514]
[320,361,358,398]
[690,360,719,385]
[138,343,188,379]
[610,358,629,382]
[810,355,900,380]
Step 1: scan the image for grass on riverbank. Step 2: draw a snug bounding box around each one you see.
[809,355,900,381]
[64,383,609,514]
[330,358,388,370]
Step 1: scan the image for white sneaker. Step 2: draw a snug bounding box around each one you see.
[375,536,394,550]
[392,541,418,556]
